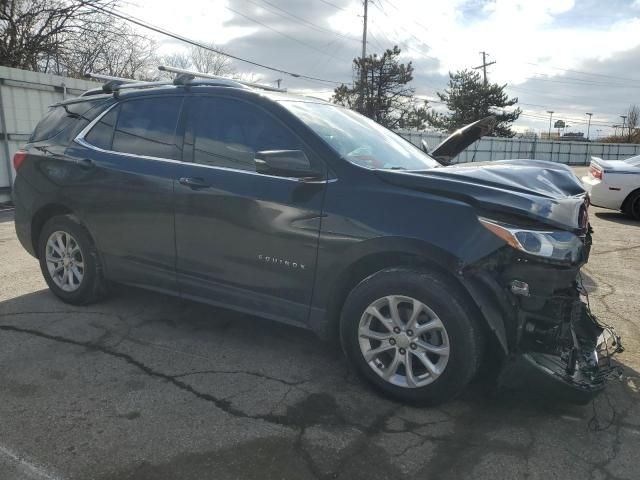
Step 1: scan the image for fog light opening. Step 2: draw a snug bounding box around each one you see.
[510,280,530,297]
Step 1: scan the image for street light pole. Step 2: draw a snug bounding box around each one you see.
[585,113,593,140]
[620,115,628,140]
[547,110,554,139]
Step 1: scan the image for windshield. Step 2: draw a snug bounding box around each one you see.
[625,155,640,166]
[279,100,439,170]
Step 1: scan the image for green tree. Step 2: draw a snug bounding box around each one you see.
[332,46,429,130]
[428,69,521,137]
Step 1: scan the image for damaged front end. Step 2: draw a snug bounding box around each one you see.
[462,219,623,403]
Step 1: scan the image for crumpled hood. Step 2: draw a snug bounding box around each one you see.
[375,159,589,231]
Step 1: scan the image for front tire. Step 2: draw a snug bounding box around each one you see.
[38,215,106,305]
[340,268,483,404]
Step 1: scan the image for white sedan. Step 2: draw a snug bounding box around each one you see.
[582,155,640,219]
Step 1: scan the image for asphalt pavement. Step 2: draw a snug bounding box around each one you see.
[0,167,639,480]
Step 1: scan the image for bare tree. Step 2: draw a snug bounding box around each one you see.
[162,51,191,70]
[0,0,117,71]
[99,26,157,79]
[190,43,233,76]
[627,104,640,142]
[50,12,157,80]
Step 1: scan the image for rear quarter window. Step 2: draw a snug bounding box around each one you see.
[30,99,108,143]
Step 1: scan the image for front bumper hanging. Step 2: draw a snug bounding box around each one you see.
[500,298,623,404]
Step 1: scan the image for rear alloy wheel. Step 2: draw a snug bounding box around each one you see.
[38,215,107,305]
[341,268,483,404]
[45,230,85,292]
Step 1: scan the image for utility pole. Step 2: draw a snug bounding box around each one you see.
[585,113,592,140]
[359,0,368,110]
[620,115,627,139]
[547,111,554,139]
[275,79,282,89]
[473,51,496,86]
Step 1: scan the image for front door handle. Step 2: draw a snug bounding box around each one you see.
[179,177,211,189]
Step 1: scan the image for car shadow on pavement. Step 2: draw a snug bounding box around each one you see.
[594,211,639,226]
[1,287,638,480]
[0,209,15,223]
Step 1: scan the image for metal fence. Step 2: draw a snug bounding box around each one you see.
[397,130,640,165]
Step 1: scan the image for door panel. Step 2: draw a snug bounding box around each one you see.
[67,95,184,292]
[174,95,326,324]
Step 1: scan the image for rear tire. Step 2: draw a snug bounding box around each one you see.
[340,268,483,404]
[38,215,107,305]
[623,190,640,220]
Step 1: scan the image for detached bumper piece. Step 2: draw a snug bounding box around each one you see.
[502,297,623,404]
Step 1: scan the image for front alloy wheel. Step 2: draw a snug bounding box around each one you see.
[340,268,483,404]
[358,295,450,388]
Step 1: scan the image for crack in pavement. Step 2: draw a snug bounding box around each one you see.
[582,267,640,338]
[0,324,407,479]
[0,324,298,428]
[171,369,309,387]
[591,244,640,256]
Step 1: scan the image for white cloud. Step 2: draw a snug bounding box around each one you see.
[119,0,640,135]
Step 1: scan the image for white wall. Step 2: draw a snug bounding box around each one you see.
[0,66,98,203]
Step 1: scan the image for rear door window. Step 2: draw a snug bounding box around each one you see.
[111,97,183,159]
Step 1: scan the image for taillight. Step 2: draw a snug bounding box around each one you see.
[589,165,602,180]
[13,151,27,170]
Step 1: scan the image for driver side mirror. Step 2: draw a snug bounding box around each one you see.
[255,150,321,179]
[421,139,430,153]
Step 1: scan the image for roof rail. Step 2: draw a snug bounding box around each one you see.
[157,65,287,93]
[84,73,137,84]
[81,67,287,96]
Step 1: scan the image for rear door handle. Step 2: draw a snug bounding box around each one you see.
[179,177,211,189]
[78,158,95,169]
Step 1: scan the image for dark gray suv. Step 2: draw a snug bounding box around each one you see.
[11,75,619,404]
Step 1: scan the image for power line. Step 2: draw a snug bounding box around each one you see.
[81,2,346,85]
[518,111,613,127]
[317,0,349,13]
[378,0,432,37]
[248,0,360,43]
[524,62,640,84]
[527,73,640,89]
[370,0,436,59]
[368,15,434,60]
[225,5,354,62]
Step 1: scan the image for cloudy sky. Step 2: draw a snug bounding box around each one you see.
[122,0,640,137]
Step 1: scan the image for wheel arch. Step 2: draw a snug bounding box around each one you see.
[316,240,502,352]
[621,187,640,214]
[31,203,75,258]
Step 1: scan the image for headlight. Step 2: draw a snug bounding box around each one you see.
[479,218,583,263]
